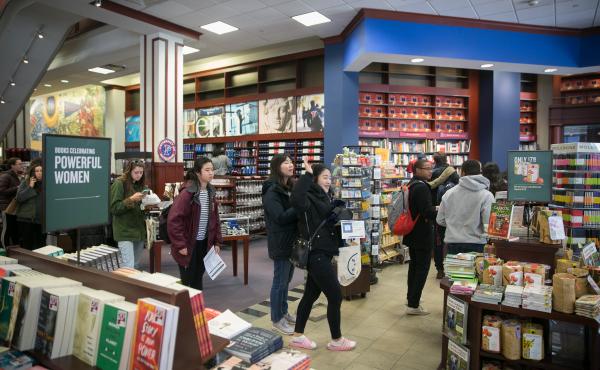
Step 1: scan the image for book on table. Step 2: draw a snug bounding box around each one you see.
[96,300,138,370]
[225,327,283,364]
[446,338,470,370]
[208,309,251,339]
[444,295,468,345]
[487,202,518,241]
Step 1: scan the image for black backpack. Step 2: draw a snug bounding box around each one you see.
[158,204,172,243]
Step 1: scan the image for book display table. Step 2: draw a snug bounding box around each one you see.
[224,234,251,285]
[492,238,562,276]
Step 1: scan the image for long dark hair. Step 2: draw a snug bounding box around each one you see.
[27,164,43,192]
[269,154,293,190]
[185,156,213,187]
[118,161,145,195]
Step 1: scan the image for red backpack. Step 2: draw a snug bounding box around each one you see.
[388,181,421,236]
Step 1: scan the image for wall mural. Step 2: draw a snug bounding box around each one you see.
[125,115,140,143]
[29,85,105,151]
[196,106,225,138]
[29,85,106,150]
[226,101,258,136]
[296,94,324,132]
[259,97,296,134]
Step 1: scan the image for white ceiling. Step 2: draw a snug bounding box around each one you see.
[35,0,600,93]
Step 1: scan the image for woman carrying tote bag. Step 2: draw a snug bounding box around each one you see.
[288,158,356,352]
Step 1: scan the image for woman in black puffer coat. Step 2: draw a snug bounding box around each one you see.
[288,159,356,352]
[262,155,298,335]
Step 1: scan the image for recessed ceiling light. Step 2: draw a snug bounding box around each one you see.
[44,83,52,87]
[23,57,29,64]
[292,11,331,27]
[94,0,102,7]
[481,63,494,68]
[544,68,558,73]
[61,80,69,83]
[201,21,238,35]
[0,98,5,104]
[9,81,15,86]
[37,31,44,39]
[182,46,199,55]
[88,66,115,74]
[410,58,425,63]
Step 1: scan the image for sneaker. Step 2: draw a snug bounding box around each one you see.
[436,270,445,279]
[284,312,296,324]
[406,306,430,316]
[289,335,317,350]
[327,337,356,351]
[272,318,294,335]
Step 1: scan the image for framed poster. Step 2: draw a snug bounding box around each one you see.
[296,94,324,132]
[125,115,140,143]
[259,97,296,134]
[183,109,196,139]
[196,106,225,138]
[507,150,552,203]
[43,134,111,232]
[226,102,258,136]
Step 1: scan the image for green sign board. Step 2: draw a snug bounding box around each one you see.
[43,134,111,233]
[507,150,552,203]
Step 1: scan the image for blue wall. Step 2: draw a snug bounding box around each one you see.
[478,71,521,171]
[324,42,359,165]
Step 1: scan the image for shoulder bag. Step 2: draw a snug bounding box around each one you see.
[290,212,328,270]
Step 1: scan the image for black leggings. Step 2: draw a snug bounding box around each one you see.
[178,239,208,290]
[294,252,342,339]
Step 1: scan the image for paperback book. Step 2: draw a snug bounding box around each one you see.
[225,327,283,364]
[96,300,138,370]
[488,203,518,241]
[446,338,469,370]
[208,309,251,339]
[444,295,468,345]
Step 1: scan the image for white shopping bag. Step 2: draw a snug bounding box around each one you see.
[337,241,361,286]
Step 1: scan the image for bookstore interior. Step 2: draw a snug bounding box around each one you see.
[2,2,600,370]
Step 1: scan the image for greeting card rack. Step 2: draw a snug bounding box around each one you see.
[7,247,228,370]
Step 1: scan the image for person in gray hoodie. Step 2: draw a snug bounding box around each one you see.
[436,159,495,255]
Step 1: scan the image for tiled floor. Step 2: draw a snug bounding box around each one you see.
[237,261,444,370]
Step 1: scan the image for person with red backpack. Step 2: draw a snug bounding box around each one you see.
[403,159,437,315]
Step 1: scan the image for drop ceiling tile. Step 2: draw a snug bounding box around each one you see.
[319,3,356,16]
[512,0,554,11]
[301,0,346,10]
[273,0,314,16]
[556,0,598,14]
[245,7,289,21]
[386,0,429,8]
[261,0,294,5]
[347,0,394,10]
[172,9,215,28]
[521,16,556,26]
[437,6,479,18]
[480,11,518,22]
[428,0,471,11]
[556,9,595,27]
[475,0,514,16]
[173,0,217,9]
[515,4,555,20]
[388,1,438,14]
[470,0,502,5]
[222,14,265,28]
[144,1,194,18]
[221,0,267,13]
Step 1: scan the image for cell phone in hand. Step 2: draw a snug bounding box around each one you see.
[142,189,151,195]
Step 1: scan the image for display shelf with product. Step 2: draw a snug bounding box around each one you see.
[550,142,600,251]
[520,88,538,148]
[211,176,267,234]
[6,248,229,370]
[558,73,600,105]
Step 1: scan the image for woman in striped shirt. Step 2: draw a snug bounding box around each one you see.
[168,157,223,290]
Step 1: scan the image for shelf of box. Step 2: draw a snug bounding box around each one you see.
[479,351,583,370]
[520,135,537,142]
[552,169,597,173]
[359,103,468,110]
[392,151,470,155]
[359,130,469,140]
[560,87,600,93]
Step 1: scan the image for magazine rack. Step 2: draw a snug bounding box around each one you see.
[8,248,229,370]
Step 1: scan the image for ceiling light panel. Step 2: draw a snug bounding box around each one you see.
[88,67,116,74]
[292,11,331,26]
[201,21,239,35]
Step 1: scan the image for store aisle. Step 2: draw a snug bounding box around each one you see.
[243,261,444,370]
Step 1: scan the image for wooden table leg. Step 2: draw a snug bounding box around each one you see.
[243,237,249,285]
[149,246,155,273]
[150,241,162,273]
[232,240,238,277]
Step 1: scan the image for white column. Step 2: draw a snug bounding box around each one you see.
[140,33,183,162]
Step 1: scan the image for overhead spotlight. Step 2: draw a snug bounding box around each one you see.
[410,58,425,63]
[481,63,494,68]
[61,79,69,83]
[544,68,558,73]
[37,31,44,39]
[94,0,102,7]
[23,56,29,64]
[9,80,15,87]
[0,98,5,104]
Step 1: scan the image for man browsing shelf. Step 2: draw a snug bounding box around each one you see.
[436,159,495,255]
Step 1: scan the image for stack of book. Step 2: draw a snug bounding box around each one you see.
[59,245,123,271]
[225,327,283,364]
[575,295,600,320]
[33,245,64,257]
[208,309,252,339]
[522,285,553,313]
[0,257,17,265]
[503,285,523,308]
[471,285,504,304]
[0,350,34,369]
[449,280,477,296]
[444,253,477,281]
[255,349,311,369]
[0,264,31,277]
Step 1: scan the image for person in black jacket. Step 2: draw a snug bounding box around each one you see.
[262,154,298,335]
[289,159,356,352]
[404,159,437,315]
[428,153,460,279]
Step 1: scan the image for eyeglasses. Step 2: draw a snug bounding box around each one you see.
[417,167,433,171]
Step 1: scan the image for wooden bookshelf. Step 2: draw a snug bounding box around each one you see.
[8,248,228,370]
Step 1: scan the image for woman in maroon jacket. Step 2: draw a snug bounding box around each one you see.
[167,157,223,290]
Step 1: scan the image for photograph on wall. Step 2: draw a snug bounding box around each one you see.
[183,109,196,139]
[507,150,552,202]
[296,94,324,132]
[125,115,140,143]
[196,106,225,138]
[259,97,296,134]
[225,101,258,136]
[29,85,106,151]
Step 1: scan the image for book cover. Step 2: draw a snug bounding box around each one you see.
[487,203,515,240]
[0,350,34,370]
[255,349,310,369]
[446,338,470,370]
[33,290,59,359]
[97,301,137,370]
[130,299,167,370]
[208,309,251,339]
[444,295,468,345]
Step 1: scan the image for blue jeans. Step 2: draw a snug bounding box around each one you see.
[270,259,294,323]
[118,240,145,268]
[447,243,485,255]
